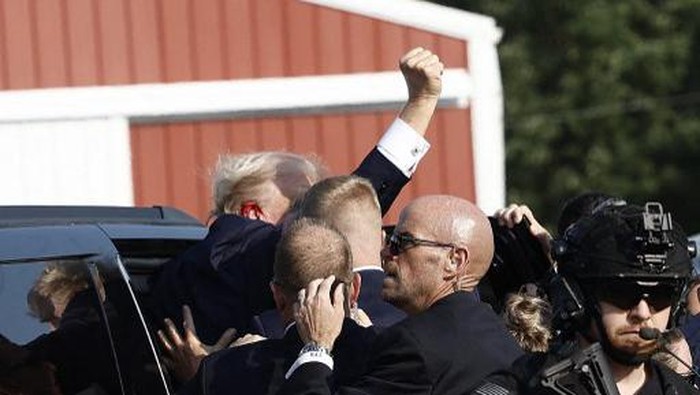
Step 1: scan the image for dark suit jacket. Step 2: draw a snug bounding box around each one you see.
[180,319,376,395]
[250,269,405,339]
[355,268,405,329]
[680,314,700,371]
[149,148,410,344]
[280,292,524,395]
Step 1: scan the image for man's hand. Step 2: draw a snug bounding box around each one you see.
[294,275,345,350]
[400,47,443,102]
[494,204,553,258]
[398,47,444,136]
[156,305,237,382]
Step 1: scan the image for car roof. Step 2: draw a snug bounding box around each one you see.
[0,205,203,227]
[0,206,207,264]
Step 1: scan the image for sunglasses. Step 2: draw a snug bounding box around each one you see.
[587,281,678,311]
[385,232,455,256]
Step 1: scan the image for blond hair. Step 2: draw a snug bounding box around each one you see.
[211,151,327,216]
[295,175,380,229]
[27,261,90,324]
[503,292,552,352]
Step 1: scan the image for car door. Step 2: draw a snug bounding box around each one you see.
[0,225,170,395]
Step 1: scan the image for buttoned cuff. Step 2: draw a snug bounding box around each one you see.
[377,118,430,178]
[284,350,334,379]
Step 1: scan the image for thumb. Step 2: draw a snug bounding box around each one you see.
[213,328,237,350]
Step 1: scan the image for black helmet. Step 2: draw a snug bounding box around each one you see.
[554,202,694,282]
[549,202,697,365]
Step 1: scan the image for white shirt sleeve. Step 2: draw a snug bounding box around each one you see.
[376,118,431,178]
[284,350,334,379]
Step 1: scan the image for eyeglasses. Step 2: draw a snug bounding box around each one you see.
[385,232,455,256]
[588,281,678,311]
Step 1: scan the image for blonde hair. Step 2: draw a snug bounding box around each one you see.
[503,292,552,352]
[295,176,380,226]
[211,151,327,216]
[27,261,90,324]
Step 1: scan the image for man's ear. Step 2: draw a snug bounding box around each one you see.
[270,282,287,312]
[240,201,264,220]
[350,273,362,305]
[444,247,469,278]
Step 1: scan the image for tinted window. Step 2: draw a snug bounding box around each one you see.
[0,259,123,395]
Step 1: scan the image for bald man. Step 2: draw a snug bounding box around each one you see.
[281,195,523,395]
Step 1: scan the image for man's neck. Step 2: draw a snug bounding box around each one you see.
[610,359,648,395]
[350,246,382,269]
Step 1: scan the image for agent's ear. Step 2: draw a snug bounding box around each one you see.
[350,273,362,305]
[444,247,469,277]
[270,281,287,312]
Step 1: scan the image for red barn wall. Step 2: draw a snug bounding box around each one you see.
[0,0,474,223]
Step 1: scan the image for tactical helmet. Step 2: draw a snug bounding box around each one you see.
[548,201,696,347]
[554,202,694,283]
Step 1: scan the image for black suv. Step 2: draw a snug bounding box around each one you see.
[0,206,206,395]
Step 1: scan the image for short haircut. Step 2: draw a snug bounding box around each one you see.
[298,176,381,218]
[294,175,381,233]
[211,151,327,216]
[273,217,353,299]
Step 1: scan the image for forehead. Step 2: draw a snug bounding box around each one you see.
[396,207,431,234]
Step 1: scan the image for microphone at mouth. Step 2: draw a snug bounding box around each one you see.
[638,327,662,341]
[638,327,700,383]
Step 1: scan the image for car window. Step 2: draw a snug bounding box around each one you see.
[0,262,48,343]
[0,258,123,395]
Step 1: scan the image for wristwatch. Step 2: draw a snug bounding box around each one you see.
[285,341,335,378]
[299,341,332,357]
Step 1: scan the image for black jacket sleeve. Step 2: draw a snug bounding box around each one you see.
[352,148,410,217]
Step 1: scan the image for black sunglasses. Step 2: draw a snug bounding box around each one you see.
[385,232,455,256]
[587,281,678,311]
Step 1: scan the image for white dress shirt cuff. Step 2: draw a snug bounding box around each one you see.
[377,118,430,178]
[284,350,334,379]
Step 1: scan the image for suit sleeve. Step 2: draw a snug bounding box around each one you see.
[352,118,429,217]
[353,148,410,217]
[279,326,432,395]
[278,363,335,395]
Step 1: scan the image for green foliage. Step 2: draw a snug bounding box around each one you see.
[434,0,700,233]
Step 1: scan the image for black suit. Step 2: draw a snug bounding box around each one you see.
[280,292,524,395]
[149,148,409,344]
[250,269,405,339]
[354,269,405,329]
[180,320,376,395]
